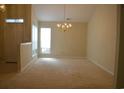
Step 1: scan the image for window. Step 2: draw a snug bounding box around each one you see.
[5,19,24,23]
[32,25,38,56]
[40,28,51,54]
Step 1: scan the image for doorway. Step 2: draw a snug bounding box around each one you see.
[40,28,51,57]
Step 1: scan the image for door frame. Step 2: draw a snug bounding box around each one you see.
[114,4,124,89]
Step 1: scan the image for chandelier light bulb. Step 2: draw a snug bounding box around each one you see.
[64,23,67,25]
[0,5,5,9]
[57,24,61,27]
[57,23,72,32]
[0,4,6,12]
[62,25,65,28]
[69,24,72,27]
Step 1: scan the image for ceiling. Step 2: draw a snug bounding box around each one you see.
[32,4,97,22]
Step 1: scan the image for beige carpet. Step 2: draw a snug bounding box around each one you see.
[0,58,113,89]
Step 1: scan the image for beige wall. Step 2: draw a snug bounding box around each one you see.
[32,5,38,55]
[2,5,32,63]
[0,12,5,63]
[39,22,87,58]
[32,5,38,26]
[87,5,118,74]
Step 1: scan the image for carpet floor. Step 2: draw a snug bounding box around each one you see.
[0,58,114,89]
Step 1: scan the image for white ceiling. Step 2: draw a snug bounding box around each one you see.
[32,4,97,22]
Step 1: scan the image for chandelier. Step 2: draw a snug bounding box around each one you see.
[0,4,6,12]
[57,5,72,32]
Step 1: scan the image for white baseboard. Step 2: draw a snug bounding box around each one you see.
[54,56,87,59]
[39,55,87,59]
[88,58,114,76]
